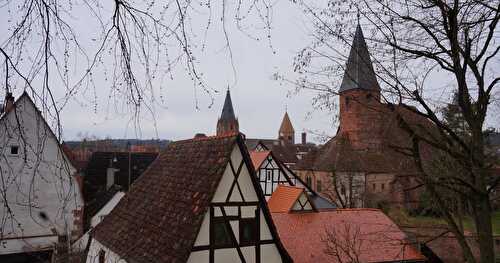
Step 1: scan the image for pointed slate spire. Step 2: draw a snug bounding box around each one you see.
[220,89,236,121]
[339,25,380,93]
[217,89,239,136]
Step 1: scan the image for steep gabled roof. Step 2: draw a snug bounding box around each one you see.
[92,134,292,263]
[279,112,295,134]
[268,185,316,213]
[220,89,237,121]
[339,25,381,93]
[0,92,77,173]
[249,150,271,168]
[92,135,238,263]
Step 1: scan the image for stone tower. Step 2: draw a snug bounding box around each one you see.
[216,90,239,136]
[278,112,295,145]
[338,25,382,149]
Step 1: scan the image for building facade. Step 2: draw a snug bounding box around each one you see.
[0,92,83,258]
[295,25,426,209]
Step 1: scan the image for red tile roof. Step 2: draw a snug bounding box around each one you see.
[272,208,426,263]
[92,134,239,263]
[268,185,305,213]
[249,150,271,169]
[91,133,292,263]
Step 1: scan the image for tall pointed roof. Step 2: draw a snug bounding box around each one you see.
[220,89,236,121]
[339,25,381,93]
[279,112,295,134]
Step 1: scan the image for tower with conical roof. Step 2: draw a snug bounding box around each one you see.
[216,90,239,136]
[338,24,383,149]
[278,112,295,145]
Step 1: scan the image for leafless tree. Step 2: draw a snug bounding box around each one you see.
[0,0,277,260]
[290,0,499,262]
[324,223,363,263]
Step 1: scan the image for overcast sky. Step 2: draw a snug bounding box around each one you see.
[1,1,498,143]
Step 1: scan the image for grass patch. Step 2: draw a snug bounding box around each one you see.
[462,211,500,236]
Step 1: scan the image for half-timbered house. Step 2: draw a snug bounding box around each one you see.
[249,150,336,211]
[250,150,298,198]
[86,133,292,263]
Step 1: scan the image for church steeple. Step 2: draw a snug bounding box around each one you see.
[216,89,239,136]
[339,24,380,94]
[278,112,295,145]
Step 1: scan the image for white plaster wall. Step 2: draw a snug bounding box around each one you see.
[86,239,127,263]
[0,95,83,255]
[261,244,283,263]
[187,250,209,263]
[212,146,258,203]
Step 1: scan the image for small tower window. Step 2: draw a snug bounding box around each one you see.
[306,176,312,188]
[266,170,272,181]
[10,146,19,155]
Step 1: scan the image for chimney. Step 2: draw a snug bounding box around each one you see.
[106,158,118,189]
[4,92,14,113]
[301,132,307,145]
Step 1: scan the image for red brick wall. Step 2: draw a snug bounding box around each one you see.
[339,89,383,150]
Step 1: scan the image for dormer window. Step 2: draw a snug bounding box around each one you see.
[10,146,19,155]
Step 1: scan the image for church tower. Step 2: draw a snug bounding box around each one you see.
[216,90,239,136]
[278,112,295,145]
[338,24,382,149]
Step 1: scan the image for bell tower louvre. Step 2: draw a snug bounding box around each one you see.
[338,24,383,149]
[216,89,239,136]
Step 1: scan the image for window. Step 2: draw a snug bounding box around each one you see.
[373,183,376,190]
[10,146,19,155]
[381,183,385,190]
[316,179,322,192]
[239,218,257,246]
[98,249,105,263]
[212,219,232,247]
[306,176,312,187]
[340,185,346,195]
[266,170,272,181]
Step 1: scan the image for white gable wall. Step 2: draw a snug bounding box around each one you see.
[188,145,283,263]
[86,238,127,263]
[0,95,83,255]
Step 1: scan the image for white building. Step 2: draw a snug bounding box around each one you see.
[86,134,292,263]
[0,92,83,258]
